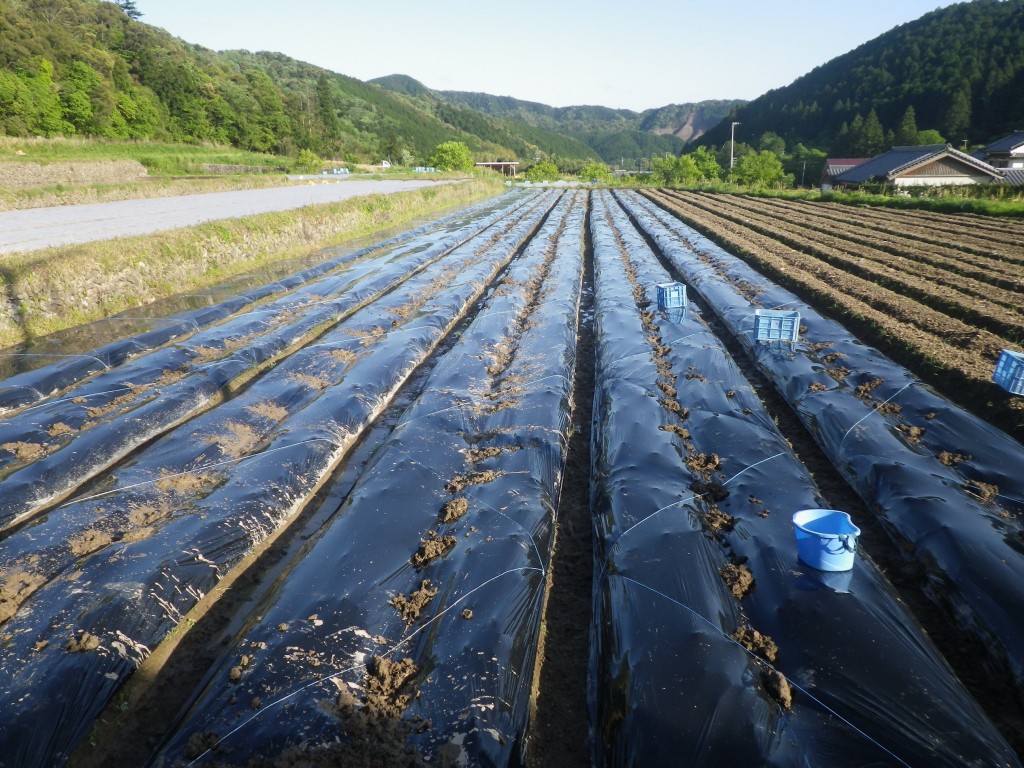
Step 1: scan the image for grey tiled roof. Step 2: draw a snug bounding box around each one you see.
[1003,169,1024,186]
[835,144,1002,183]
[977,130,1024,156]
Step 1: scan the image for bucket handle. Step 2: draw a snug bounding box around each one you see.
[825,534,858,554]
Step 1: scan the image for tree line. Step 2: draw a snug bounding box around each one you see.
[0,0,535,164]
[695,0,1024,156]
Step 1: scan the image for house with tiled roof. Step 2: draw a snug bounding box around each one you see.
[833,144,1004,188]
[820,158,869,191]
[972,130,1024,170]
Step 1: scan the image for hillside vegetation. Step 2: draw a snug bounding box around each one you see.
[0,0,739,169]
[5,0,1024,175]
[0,0,588,165]
[372,74,742,166]
[695,0,1024,154]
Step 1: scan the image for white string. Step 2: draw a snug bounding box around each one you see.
[837,382,915,448]
[188,565,543,765]
[607,451,787,557]
[614,575,912,768]
[607,330,715,368]
[54,437,336,510]
[18,385,137,416]
[0,352,111,370]
[385,446,548,574]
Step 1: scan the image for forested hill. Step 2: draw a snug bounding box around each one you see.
[371,74,742,165]
[0,0,597,164]
[696,0,1024,155]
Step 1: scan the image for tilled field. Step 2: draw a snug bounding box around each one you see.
[1,188,1024,767]
[645,189,1024,440]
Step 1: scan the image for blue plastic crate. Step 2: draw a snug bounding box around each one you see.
[993,349,1024,395]
[754,309,800,342]
[656,282,687,310]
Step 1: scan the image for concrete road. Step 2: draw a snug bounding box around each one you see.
[0,179,455,255]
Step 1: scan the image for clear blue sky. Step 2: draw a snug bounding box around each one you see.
[134,0,961,112]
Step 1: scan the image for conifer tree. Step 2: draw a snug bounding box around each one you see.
[895,106,919,145]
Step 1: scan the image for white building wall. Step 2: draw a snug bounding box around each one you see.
[893,175,987,187]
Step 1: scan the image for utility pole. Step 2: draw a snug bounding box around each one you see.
[730,121,741,181]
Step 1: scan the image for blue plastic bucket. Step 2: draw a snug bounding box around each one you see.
[792,509,860,571]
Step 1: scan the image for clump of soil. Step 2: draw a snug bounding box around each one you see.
[411,532,456,568]
[719,562,754,599]
[363,656,419,719]
[257,684,427,768]
[763,669,793,710]
[66,630,101,653]
[964,480,999,503]
[68,529,114,557]
[660,398,689,418]
[938,451,969,466]
[155,471,215,497]
[289,372,331,390]
[732,625,778,663]
[348,326,387,347]
[127,499,175,527]
[330,348,358,365]
[703,506,735,536]
[390,579,438,626]
[246,401,289,422]
[1,441,45,461]
[684,371,706,382]
[876,402,903,415]
[465,446,504,463]
[659,424,691,440]
[47,422,75,438]
[439,497,469,523]
[209,422,261,458]
[826,366,851,382]
[808,382,828,392]
[0,570,45,624]
[855,377,884,400]
[445,470,502,494]
[182,731,221,761]
[691,479,729,502]
[686,452,721,475]
[897,424,925,444]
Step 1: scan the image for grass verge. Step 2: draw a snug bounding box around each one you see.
[0,177,503,348]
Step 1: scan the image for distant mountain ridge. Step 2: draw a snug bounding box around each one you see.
[4,0,1023,167]
[370,74,743,164]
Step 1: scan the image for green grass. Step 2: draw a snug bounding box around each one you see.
[1,135,288,176]
[0,177,504,348]
[733,185,1024,217]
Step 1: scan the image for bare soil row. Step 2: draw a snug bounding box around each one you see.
[658,190,1024,340]
[645,190,1024,441]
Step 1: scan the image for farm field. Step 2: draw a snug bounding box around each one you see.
[1,188,1023,767]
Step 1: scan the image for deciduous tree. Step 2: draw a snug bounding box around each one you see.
[524,159,559,181]
[733,150,791,188]
[429,140,474,171]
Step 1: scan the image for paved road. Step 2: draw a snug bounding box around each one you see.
[0,179,454,255]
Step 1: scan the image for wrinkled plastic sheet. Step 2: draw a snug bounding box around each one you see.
[588,190,1018,767]
[0,193,529,405]
[619,189,1024,690]
[0,191,561,768]
[0,191,544,532]
[145,191,587,766]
